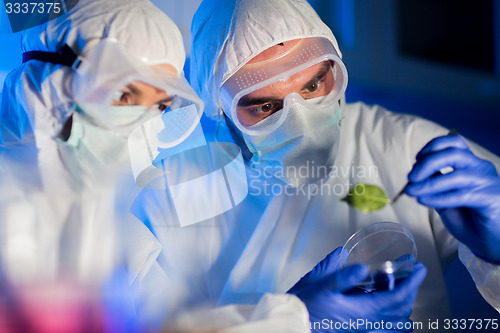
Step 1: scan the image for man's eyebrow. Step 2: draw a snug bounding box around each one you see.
[236,62,332,107]
[237,96,282,107]
[301,62,332,90]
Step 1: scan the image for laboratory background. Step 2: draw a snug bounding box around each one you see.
[1,0,499,322]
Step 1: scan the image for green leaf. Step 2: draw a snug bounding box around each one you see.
[341,183,390,213]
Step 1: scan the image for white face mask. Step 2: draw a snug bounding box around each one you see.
[61,103,202,184]
[242,97,342,187]
[59,106,144,180]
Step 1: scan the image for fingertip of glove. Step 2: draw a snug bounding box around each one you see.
[337,247,349,266]
[330,246,345,258]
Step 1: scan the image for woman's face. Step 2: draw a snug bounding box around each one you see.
[112,64,178,112]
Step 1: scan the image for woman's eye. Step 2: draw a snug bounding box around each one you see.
[157,99,173,112]
[116,92,132,105]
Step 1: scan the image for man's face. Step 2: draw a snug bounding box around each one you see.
[236,60,335,126]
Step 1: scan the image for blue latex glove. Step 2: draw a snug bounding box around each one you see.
[288,247,427,333]
[404,133,500,264]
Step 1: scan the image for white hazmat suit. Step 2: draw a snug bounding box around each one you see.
[0,0,184,319]
[0,0,189,281]
[185,0,500,325]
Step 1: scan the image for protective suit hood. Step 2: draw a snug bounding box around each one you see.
[190,0,342,119]
[22,0,185,69]
[1,0,185,146]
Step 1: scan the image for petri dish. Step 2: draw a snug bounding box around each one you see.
[342,222,417,293]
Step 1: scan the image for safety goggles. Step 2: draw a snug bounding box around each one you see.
[220,37,347,136]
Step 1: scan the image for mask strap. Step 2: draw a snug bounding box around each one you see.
[23,44,90,140]
[22,44,84,70]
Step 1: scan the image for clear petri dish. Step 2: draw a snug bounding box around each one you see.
[342,222,417,293]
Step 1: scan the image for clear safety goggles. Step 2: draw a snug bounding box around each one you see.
[70,39,203,144]
[220,37,347,136]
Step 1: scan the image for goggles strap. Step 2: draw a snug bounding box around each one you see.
[22,44,83,69]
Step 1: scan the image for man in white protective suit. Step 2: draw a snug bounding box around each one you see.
[184,0,500,331]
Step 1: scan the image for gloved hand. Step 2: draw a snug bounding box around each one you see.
[404,133,500,264]
[288,247,427,333]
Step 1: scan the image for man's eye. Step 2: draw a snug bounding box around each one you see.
[306,81,320,93]
[252,101,282,114]
[260,103,274,113]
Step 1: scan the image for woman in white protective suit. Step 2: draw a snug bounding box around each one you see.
[185,0,500,330]
[0,0,202,188]
[0,0,212,331]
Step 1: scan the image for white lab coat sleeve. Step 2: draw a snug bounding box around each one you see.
[428,208,459,269]
[163,293,311,333]
[459,243,500,313]
[454,138,500,312]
